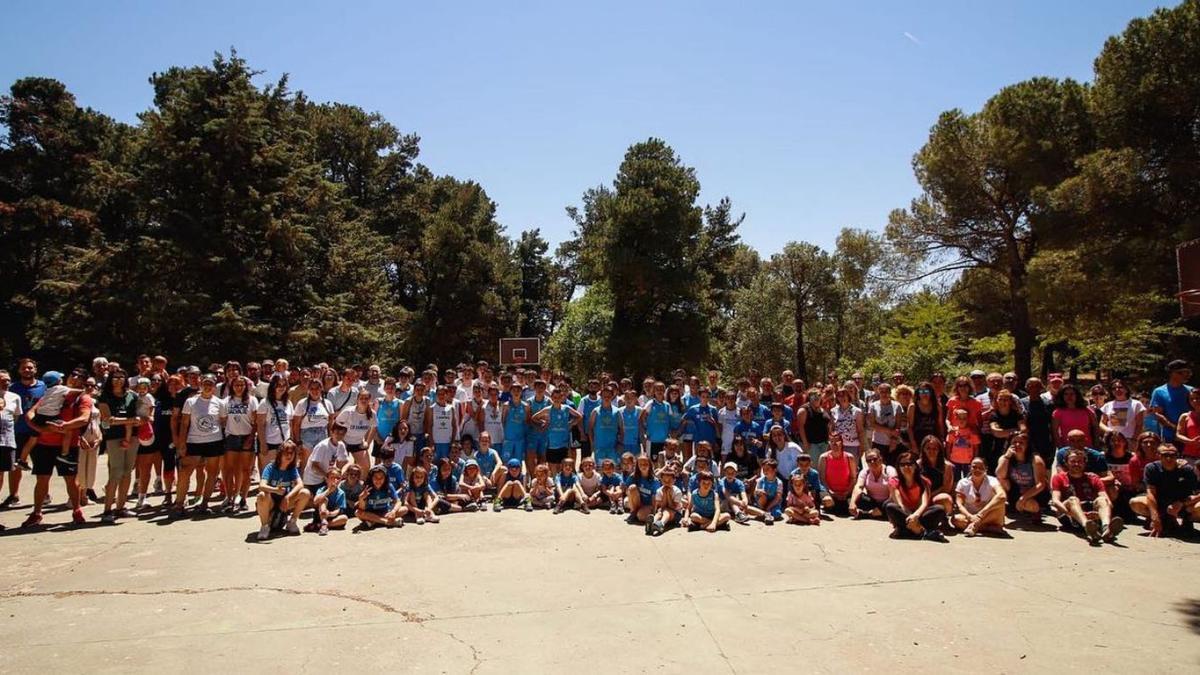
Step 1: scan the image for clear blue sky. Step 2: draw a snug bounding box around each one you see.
[1,1,1171,255]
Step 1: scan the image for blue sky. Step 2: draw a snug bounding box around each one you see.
[1,1,1171,255]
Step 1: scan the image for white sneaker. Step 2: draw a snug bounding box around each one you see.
[257,525,271,541]
[285,519,300,535]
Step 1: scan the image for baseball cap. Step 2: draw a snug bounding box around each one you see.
[722,461,738,471]
[464,459,478,468]
[970,369,985,377]
[507,458,521,469]
[42,371,64,387]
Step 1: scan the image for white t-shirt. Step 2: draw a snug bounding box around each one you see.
[431,403,455,443]
[302,438,348,485]
[458,399,481,438]
[294,397,334,430]
[482,401,505,444]
[775,442,802,478]
[718,406,741,454]
[0,391,23,448]
[454,383,474,403]
[956,475,1001,514]
[257,398,294,445]
[1101,399,1145,439]
[336,407,374,446]
[868,400,903,446]
[224,395,259,436]
[578,471,602,496]
[831,405,862,448]
[184,395,227,444]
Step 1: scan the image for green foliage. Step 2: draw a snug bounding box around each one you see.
[722,268,795,380]
[879,290,964,381]
[546,284,614,381]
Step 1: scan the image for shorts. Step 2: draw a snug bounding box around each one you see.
[345,442,364,455]
[593,445,619,466]
[434,442,451,460]
[621,442,641,455]
[105,438,137,481]
[265,442,282,454]
[526,434,548,457]
[0,446,14,471]
[187,440,225,459]
[501,439,524,464]
[547,446,569,464]
[649,442,665,458]
[502,496,523,508]
[225,434,252,452]
[299,426,327,449]
[32,444,78,477]
[579,438,592,458]
[15,430,34,452]
[32,412,58,427]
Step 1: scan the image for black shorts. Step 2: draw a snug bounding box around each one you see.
[0,446,14,471]
[345,443,364,454]
[265,442,282,455]
[579,438,592,457]
[649,442,665,458]
[502,496,523,508]
[547,446,569,464]
[224,434,252,452]
[187,440,225,459]
[31,443,78,477]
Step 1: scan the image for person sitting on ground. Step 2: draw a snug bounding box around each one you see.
[849,449,896,519]
[308,466,349,535]
[818,435,858,515]
[1050,448,1123,544]
[783,473,821,525]
[575,456,604,512]
[683,470,729,532]
[646,466,684,536]
[996,432,1049,523]
[951,457,1007,537]
[458,459,487,510]
[404,465,439,524]
[625,454,659,524]
[553,456,583,514]
[256,441,305,541]
[1054,429,1115,493]
[431,457,474,513]
[528,462,556,510]
[1129,444,1200,538]
[355,465,404,530]
[720,461,751,525]
[339,463,365,514]
[789,453,833,514]
[599,458,625,513]
[749,458,784,525]
[885,451,947,541]
[492,458,528,512]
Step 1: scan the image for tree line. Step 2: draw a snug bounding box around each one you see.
[2,2,1198,385]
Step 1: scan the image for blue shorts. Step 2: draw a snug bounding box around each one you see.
[434,442,451,460]
[620,442,640,455]
[411,433,427,452]
[501,439,524,464]
[593,445,619,466]
[526,433,548,457]
[299,426,327,450]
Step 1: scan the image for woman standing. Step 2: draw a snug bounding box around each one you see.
[98,369,144,523]
[945,376,982,435]
[291,379,333,470]
[830,388,865,461]
[336,389,376,473]
[150,374,178,505]
[1172,388,1200,467]
[222,375,258,512]
[1051,384,1097,448]
[907,383,944,452]
[986,390,1026,472]
[256,374,293,470]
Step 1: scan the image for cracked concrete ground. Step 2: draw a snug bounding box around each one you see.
[1,466,1198,674]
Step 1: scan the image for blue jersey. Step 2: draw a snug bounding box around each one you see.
[690,488,717,518]
[680,394,700,435]
[750,403,770,425]
[733,420,763,451]
[757,475,782,500]
[316,484,347,513]
[579,395,602,436]
[262,464,300,491]
[11,380,45,436]
[474,449,500,477]
[600,473,624,489]
[790,467,826,497]
[547,406,571,448]
[382,462,406,492]
[528,396,551,437]
[720,476,746,497]
[591,406,620,451]
[1150,383,1193,442]
[431,472,458,496]
[626,474,660,501]
[556,472,577,490]
[363,485,398,513]
[619,405,641,446]
[504,401,528,441]
[684,404,720,445]
[645,400,672,442]
[396,388,413,402]
[376,399,401,439]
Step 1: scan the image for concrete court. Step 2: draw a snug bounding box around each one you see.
[1,463,1198,675]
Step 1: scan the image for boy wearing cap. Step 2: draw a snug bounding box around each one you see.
[720,461,752,525]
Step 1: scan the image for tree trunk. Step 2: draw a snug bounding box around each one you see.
[1007,253,1035,383]
[793,300,808,381]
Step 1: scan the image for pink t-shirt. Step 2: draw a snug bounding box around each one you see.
[1053,407,1093,446]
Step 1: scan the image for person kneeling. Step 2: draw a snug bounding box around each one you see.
[1051,448,1123,544]
[684,470,729,532]
[256,441,306,541]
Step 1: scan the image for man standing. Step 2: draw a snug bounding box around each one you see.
[1150,360,1193,446]
[21,368,92,527]
[4,358,44,507]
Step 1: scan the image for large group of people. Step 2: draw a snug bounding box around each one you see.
[1,354,1197,545]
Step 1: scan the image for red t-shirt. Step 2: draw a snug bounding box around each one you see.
[1051,471,1104,503]
[36,393,92,449]
[889,475,930,511]
[946,397,983,433]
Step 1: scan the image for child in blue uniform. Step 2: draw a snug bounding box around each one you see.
[600,458,626,514]
[309,466,349,534]
[625,454,659,525]
[532,388,583,474]
[553,456,582,513]
[684,470,729,532]
[405,465,439,524]
[355,465,404,530]
[751,458,784,525]
[720,461,752,525]
[493,458,527,512]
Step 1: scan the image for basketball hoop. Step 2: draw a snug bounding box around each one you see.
[1180,288,1200,319]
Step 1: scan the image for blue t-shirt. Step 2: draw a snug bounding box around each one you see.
[684,404,720,445]
[262,464,300,491]
[547,406,572,448]
[474,450,500,477]
[733,420,763,454]
[680,394,700,435]
[579,395,602,435]
[749,403,771,425]
[619,405,641,446]
[591,406,620,450]
[376,399,401,439]
[556,471,577,490]
[1054,447,1110,475]
[645,400,672,442]
[625,474,660,501]
[316,484,347,513]
[364,485,398,513]
[383,462,406,491]
[757,475,782,500]
[600,473,624,489]
[790,467,826,496]
[1150,383,1194,442]
[11,379,45,436]
[690,488,717,518]
[408,481,432,504]
[431,472,458,496]
[720,476,746,497]
[528,396,551,436]
[505,401,528,441]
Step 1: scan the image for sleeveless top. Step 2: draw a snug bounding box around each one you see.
[802,404,828,444]
[920,460,946,493]
[1006,456,1036,492]
[911,404,940,447]
[824,453,853,493]
[407,399,427,434]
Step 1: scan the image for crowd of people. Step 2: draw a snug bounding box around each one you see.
[1,354,1198,545]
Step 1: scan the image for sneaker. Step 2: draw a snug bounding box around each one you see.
[651,522,665,537]
[162,494,174,507]
[427,514,440,523]
[764,514,775,526]
[318,523,329,536]
[923,530,948,543]
[465,502,479,512]
[493,502,503,513]
[734,512,751,525]
[257,525,271,541]
[86,489,100,503]
[114,508,134,519]
[101,512,116,524]
[644,520,654,536]
[20,512,42,528]
[72,508,86,525]
[579,504,590,514]
[523,501,533,512]
[237,497,248,512]
[416,517,426,525]
[303,522,320,533]
[553,505,563,515]
[627,513,640,525]
[608,504,618,515]
[1084,519,1101,544]
[1104,517,1125,542]
[284,519,300,535]
[2,495,19,508]
[42,494,52,506]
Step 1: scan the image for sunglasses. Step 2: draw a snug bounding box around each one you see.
[899,461,915,467]
[1160,451,1179,458]
[867,457,881,463]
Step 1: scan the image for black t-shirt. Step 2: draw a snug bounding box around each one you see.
[1144,462,1198,507]
[99,391,140,441]
[174,386,196,412]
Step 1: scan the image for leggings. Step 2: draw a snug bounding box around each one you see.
[855,493,886,513]
[884,501,947,533]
